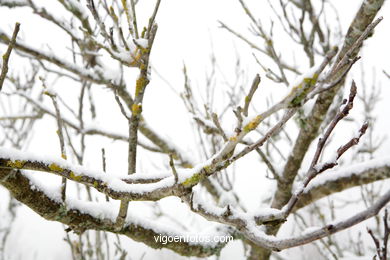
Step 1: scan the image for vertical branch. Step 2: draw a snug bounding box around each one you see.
[367,209,389,260]
[0,22,20,91]
[101,148,109,202]
[130,0,139,39]
[115,22,158,229]
[121,0,135,37]
[43,81,68,202]
[169,154,178,184]
[77,82,93,201]
[146,0,161,38]
[242,74,261,117]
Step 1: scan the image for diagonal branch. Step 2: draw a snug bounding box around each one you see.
[0,22,20,90]
[295,160,390,211]
[272,5,384,211]
[244,189,390,251]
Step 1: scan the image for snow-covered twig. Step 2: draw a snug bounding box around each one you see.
[244,189,390,251]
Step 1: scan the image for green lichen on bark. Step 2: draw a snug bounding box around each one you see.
[48,163,63,172]
[289,74,318,107]
[182,173,204,187]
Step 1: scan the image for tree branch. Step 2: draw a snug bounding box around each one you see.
[0,167,228,257]
[0,22,20,90]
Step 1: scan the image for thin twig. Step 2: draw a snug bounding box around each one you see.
[0,22,20,90]
[130,0,139,38]
[310,81,358,168]
[242,74,261,117]
[211,113,228,141]
[367,208,389,260]
[283,81,368,216]
[102,148,109,202]
[331,17,383,76]
[113,89,131,120]
[147,0,161,38]
[169,154,178,184]
[43,79,68,202]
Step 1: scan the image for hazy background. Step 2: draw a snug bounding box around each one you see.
[0,0,389,259]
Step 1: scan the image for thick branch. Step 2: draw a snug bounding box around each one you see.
[245,189,390,250]
[295,161,390,211]
[0,168,227,257]
[272,1,385,210]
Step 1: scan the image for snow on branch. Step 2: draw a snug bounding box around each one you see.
[243,189,390,251]
[0,0,27,8]
[296,158,390,210]
[0,166,229,257]
[0,0,388,257]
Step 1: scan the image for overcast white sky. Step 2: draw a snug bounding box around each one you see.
[0,0,389,259]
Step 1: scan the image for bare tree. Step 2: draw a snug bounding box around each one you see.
[0,0,388,259]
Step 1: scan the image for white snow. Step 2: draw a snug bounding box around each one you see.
[0,147,223,195]
[23,171,62,203]
[19,170,230,247]
[65,0,88,19]
[93,62,122,84]
[249,207,283,218]
[44,85,58,96]
[134,38,148,49]
[306,157,390,191]
[192,190,227,216]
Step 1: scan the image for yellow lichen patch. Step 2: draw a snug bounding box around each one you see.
[141,27,147,38]
[229,136,237,142]
[243,115,262,133]
[43,90,52,96]
[93,181,99,188]
[139,63,147,71]
[6,160,26,169]
[182,163,193,169]
[131,103,142,115]
[48,163,63,172]
[61,154,67,160]
[182,173,203,187]
[182,164,214,186]
[109,6,118,23]
[203,165,213,172]
[70,171,83,182]
[129,49,142,67]
[289,74,318,107]
[140,47,150,55]
[303,76,317,86]
[135,76,148,97]
[121,0,129,16]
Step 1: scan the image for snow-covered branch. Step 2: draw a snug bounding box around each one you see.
[244,189,390,251]
[0,166,229,257]
[0,0,389,258]
[296,158,390,210]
